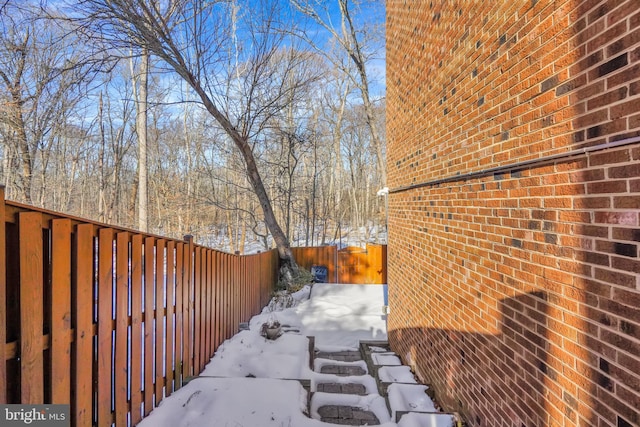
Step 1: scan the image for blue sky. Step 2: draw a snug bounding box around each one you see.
[290,0,386,98]
[243,0,386,98]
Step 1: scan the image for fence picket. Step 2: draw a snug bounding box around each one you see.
[97,228,114,426]
[51,219,72,404]
[19,212,44,403]
[200,248,208,370]
[182,242,193,380]
[193,246,201,375]
[130,235,143,425]
[155,239,166,405]
[205,250,212,361]
[234,255,239,336]
[73,224,94,427]
[224,254,232,340]
[182,236,193,380]
[114,232,129,426]
[174,243,183,389]
[166,241,175,394]
[143,237,155,415]
[213,251,221,350]
[240,257,246,323]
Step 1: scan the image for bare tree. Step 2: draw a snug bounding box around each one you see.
[0,24,33,203]
[61,0,321,284]
[0,5,92,204]
[130,48,149,232]
[290,0,386,184]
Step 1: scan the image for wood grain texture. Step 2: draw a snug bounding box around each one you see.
[97,228,114,426]
[51,219,72,404]
[192,247,201,374]
[165,241,175,394]
[73,224,94,427]
[19,212,44,403]
[130,235,143,425]
[174,243,184,389]
[154,239,165,405]
[114,232,128,426]
[143,236,155,415]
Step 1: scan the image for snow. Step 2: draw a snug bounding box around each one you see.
[277,282,388,351]
[397,413,456,427]
[387,384,437,419]
[138,283,450,427]
[200,331,311,379]
[204,226,388,255]
[378,366,417,384]
[310,392,392,423]
[372,352,402,366]
[141,377,314,427]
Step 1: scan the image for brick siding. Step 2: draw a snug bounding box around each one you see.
[386,1,640,426]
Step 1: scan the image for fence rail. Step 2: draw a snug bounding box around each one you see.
[0,188,279,426]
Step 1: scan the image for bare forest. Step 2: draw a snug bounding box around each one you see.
[0,0,385,259]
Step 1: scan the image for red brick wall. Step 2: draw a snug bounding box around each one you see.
[386,1,640,426]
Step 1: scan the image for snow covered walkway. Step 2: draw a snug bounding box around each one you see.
[137,284,458,427]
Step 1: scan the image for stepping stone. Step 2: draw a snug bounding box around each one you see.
[320,364,367,376]
[371,352,401,366]
[317,405,380,425]
[316,351,362,362]
[378,366,417,383]
[317,382,367,395]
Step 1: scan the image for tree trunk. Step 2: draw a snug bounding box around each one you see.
[337,0,386,186]
[186,75,299,283]
[14,108,33,204]
[132,49,149,232]
[98,93,106,222]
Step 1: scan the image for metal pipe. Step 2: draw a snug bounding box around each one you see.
[389,135,640,194]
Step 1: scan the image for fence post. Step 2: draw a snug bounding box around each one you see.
[0,187,5,403]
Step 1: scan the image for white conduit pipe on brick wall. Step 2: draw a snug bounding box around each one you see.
[389,135,640,194]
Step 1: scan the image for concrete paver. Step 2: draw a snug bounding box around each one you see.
[320,365,367,376]
[314,348,381,425]
[314,344,455,425]
[317,405,380,426]
[317,383,366,395]
[316,351,363,362]
[342,383,367,395]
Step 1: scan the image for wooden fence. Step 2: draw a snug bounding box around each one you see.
[0,188,279,426]
[291,243,387,284]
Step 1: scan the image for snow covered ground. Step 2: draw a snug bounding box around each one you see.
[199,225,388,255]
[138,283,452,427]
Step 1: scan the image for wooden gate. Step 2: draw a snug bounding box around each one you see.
[338,245,387,284]
[291,244,387,284]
